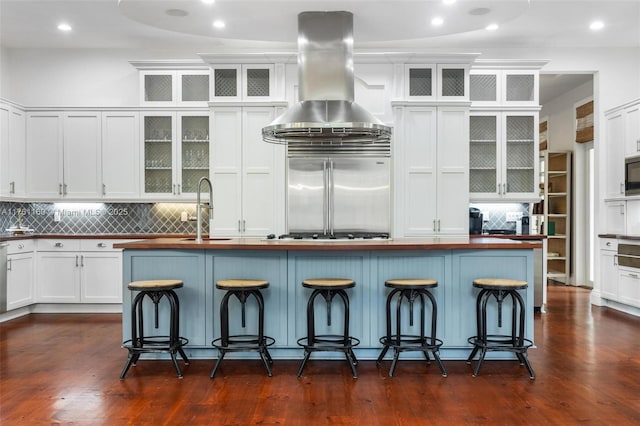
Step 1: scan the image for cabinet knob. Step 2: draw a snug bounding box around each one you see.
[18,243,24,249]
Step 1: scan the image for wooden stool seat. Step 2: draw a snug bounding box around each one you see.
[216,279,269,290]
[128,279,183,291]
[302,278,355,289]
[473,278,527,289]
[385,278,437,288]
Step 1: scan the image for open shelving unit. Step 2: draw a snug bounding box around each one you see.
[545,151,571,284]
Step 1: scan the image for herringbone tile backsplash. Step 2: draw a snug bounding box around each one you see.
[0,202,208,235]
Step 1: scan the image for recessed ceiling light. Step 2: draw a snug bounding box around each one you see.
[590,20,605,31]
[443,0,457,5]
[486,23,499,31]
[431,17,444,26]
[57,23,72,32]
[469,7,491,16]
[166,9,189,17]
[212,20,226,29]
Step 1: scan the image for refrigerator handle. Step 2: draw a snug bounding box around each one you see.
[323,160,328,235]
[328,160,334,235]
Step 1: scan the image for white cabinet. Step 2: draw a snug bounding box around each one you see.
[470,69,539,106]
[599,238,619,301]
[403,64,469,101]
[394,105,469,237]
[26,112,101,198]
[211,106,285,236]
[626,199,640,236]
[618,268,640,308]
[624,100,640,157]
[141,111,211,198]
[211,64,276,101]
[604,201,626,235]
[36,239,122,304]
[101,111,140,199]
[604,109,626,199]
[6,239,34,310]
[469,111,539,201]
[140,70,210,106]
[0,103,26,198]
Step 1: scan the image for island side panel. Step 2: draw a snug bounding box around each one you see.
[207,250,288,347]
[122,249,207,348]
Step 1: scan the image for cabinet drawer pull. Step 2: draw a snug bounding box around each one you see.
[75,255,79,267]
[80,255,84,267]
[18,243,24,250]
[10,181,15,194]
[54,242,64,248]
[7,258,12,271]
[97,243,107,248]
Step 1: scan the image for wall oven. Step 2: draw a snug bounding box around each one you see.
[625,156,640,196]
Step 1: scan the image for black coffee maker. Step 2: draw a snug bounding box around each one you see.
[469,207,483,235]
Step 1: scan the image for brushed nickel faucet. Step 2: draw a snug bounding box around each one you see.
[195,177,213,243]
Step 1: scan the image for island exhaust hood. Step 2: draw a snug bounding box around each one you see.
[262,11,392,145]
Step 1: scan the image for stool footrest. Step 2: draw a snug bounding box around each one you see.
[212,335,275,352]
[467,335,533,351]
[297,335,360,351]
[379,334,443,351]
[122,336,189,353]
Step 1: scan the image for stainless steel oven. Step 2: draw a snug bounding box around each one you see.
[625,156,640,196]
[617,244,640,268]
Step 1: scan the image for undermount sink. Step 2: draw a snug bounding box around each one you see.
[181,238,232,241]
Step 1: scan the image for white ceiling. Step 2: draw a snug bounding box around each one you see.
[0,0,633,101]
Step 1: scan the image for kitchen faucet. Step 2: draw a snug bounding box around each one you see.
[195,176,213,243]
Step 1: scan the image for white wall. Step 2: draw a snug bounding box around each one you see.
[541,81,593,151]
[0,46,10,100]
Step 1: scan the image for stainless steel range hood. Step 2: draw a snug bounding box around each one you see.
[262,11,392,145]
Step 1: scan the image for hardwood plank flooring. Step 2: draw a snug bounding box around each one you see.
[1,285,639,425]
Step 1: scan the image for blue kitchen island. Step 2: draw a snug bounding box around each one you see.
[115,237,541,360]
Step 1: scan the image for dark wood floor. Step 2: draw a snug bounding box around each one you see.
[1,285,639,425]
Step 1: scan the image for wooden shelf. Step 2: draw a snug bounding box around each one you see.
[544,151,571,284]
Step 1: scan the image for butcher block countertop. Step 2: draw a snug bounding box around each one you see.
[113,236,542,251]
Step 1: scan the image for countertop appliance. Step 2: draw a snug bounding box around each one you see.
[625,155,640,196]
[0,243,7,313]
[287,144,390,236]
[469,207,483,235]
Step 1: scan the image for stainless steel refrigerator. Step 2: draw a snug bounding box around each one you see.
[287,154,390,235]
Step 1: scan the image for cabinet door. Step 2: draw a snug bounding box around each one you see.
[605,111,626,198]
[437,107,469,235]
[102,112,140,198]
[178,112,210,195]
[404,64,436,100]
[469,70,500,106]
[618,269,640,307]
[212,65,241,101]
[604,201,626,235]
[0,104,9,196]
[626,199,640,236]
[241,107,281,236]
[140,71,175,105]
[599,250,618,301]
[398,107,437,236]
[80,252,122,303]
[242,65,274,101]
[9,108,26,197]
[63,112,102,198]
[26,112,64,198]
[469,112,500,198]
[37,253,80,303]
[503,112,538,198]
[211,107,243,236]
[177,70,210,105]
[141,113,175,196]
[7,253,34,310]
[624,103,640,157]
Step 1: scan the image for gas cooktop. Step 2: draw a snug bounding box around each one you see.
[268,232,390,241]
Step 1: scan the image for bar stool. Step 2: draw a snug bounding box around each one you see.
[376,279,447,377]
[297,278,360,378]
[210,279,275,378]
[466,278,535,379]
[120,279,189,379]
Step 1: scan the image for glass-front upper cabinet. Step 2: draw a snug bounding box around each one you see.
[470,69,539,106]
[404,64,469,101]
[140,70,210,106]
[212,64,275,101]
[142,111,210,198]
[469,111,538,200]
